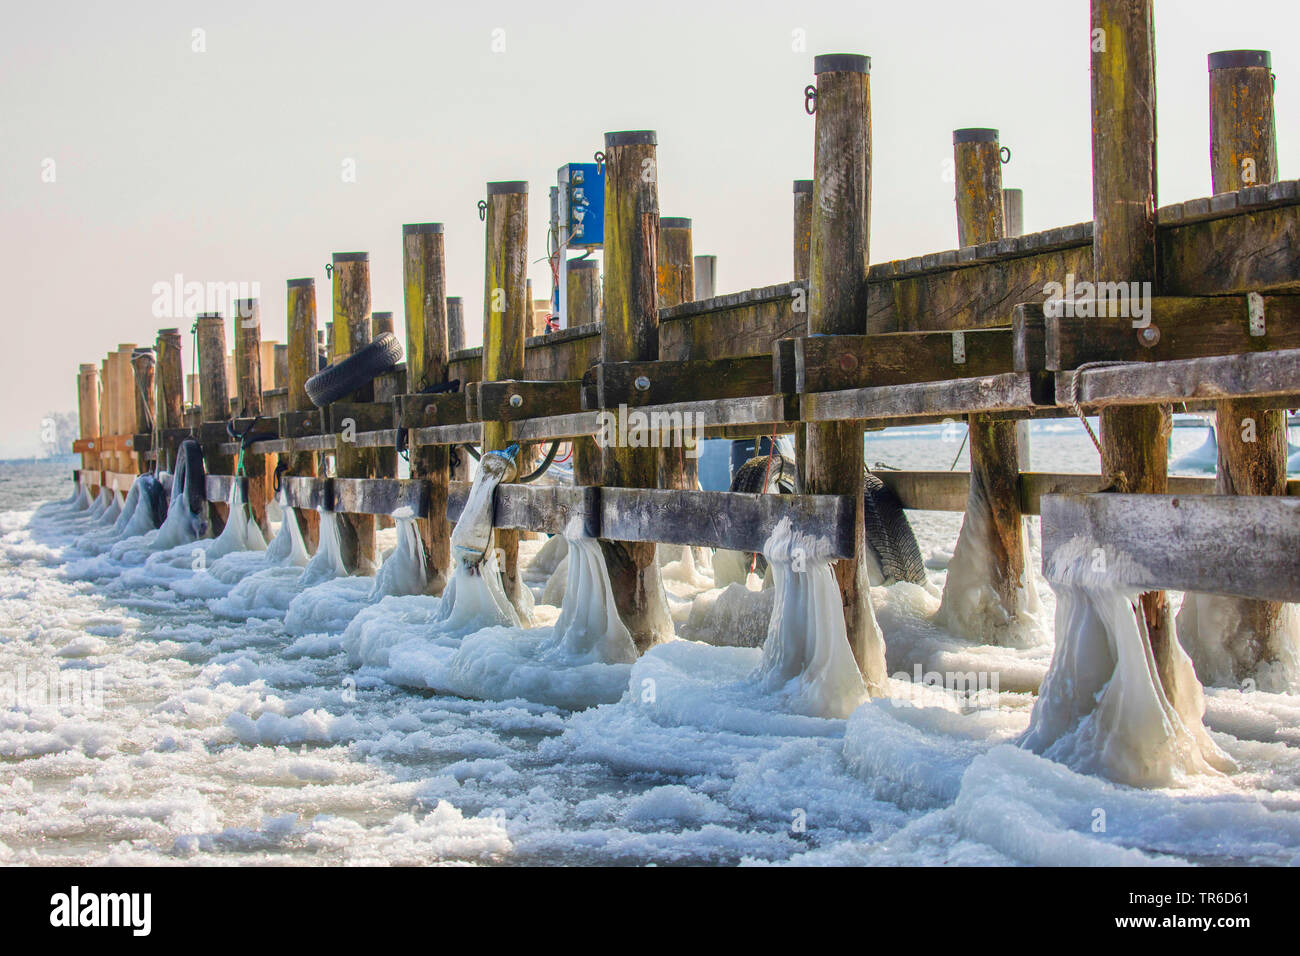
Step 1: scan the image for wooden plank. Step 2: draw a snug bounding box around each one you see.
[1040,493,1300,603]
[351,429,398,449]
[332,477,429,518]
[1057,347,1300,407]
[510,410,601,442]
[326,401,393,434]
[205,474,247,504]
[788,329,1024,393]
[477,379,582,421]
[446,482,596,536]
[1032,295,1300,371]
[803,372,1040,423]
[600,487,856,559]
[396,391,468,429]
[411,421,482,447]
[592,356,774,408]
[280,476,329,513]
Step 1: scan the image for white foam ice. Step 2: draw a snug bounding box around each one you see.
[1175,591,1300,693]
[1021,537,1235,788]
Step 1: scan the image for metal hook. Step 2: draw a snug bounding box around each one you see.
[804,85,818,115]
[477,199,488,221]
[325,263,333,279]
[1000,146,1012,164]
[593,151,605,175]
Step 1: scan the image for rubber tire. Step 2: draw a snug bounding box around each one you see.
[305,332,403,407]
[729,453,800,575]
[138,474,169,528]
[862,470,927,586]
[728,453,926,586]
[175,439,207,516]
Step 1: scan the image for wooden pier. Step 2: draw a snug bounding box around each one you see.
[72,1,1300,687]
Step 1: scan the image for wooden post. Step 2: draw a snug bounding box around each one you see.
[332,252,377,570]
[937,129,1030,640]
[371,311,394,339]
[77,363,100,484]
[155,328,184,470]
[130,347,156,473]
[446,296,466,353]
[600,130,674,651]
[693,255,717,300]
[99,356,111,478]
[481,182,530,612]
[657,217,698,493]
[233,298,273,535]
[195,313,231,533]
[793,179,814,280]
[286,278,321,548]
[806,55,885,690]
[187,373,200,411]
[567,258,603,486]
[115,345,137,473]
[1091,0,1174,685]
[367,311,399,532]
[1002,188,1024,238]
[273,344,288,389]
[402,222,452,594]
[1204,49,1289,670]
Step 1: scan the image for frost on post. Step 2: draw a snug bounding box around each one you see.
[753,518,871,719]
[1021,538,1235,788]
[299,510,351,588]
[543,519,636,664]
[368,509,428,599]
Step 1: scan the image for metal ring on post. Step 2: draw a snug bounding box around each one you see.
[477,200,487,221]
[804,84,817,114]
[1000,146,1012,164]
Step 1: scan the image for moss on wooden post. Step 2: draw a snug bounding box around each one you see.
[793,179,813,281]
[806,55,886,691]
[77,363,100,481]
[234,298,273,535]
[481,182,530,613]
[936,128,1030,641]
[331,252,378,569]
[567,258,602,486]
[403,222,452,594]
[600,130,674,652]
[195,314,231,532]
[1091,0,1175,683]
[657,216,697,493]
[286,278,321,548]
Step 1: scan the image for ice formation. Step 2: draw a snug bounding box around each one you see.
[1175,593,1300,692]
[752,518,871,719]
[935,495,1045,648]
[265,500,311,568]
[544,521,636,664]
[152,461,208,551]
[1170,422,1218,472]
[209,480,268,558]
[299,510,351,588]
[369,511,427,599]
[1021,537,1235,788]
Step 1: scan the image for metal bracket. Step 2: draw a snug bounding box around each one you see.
[951,331,966,365]
[1248,292,1266,337]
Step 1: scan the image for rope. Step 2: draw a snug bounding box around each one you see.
[1067,361,1141,491]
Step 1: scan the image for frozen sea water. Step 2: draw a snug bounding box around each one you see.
[2,426,1300,866]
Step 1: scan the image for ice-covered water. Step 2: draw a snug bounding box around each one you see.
[3,421,1300,866]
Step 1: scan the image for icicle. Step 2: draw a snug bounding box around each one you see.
[265,496,311,567]
[369,509,427,598]
[109,481,142,535]
[752,518,872,719]
[86,486,111,519]
[299,510,350,587]
[434,549,521,633]
[97,489,123,525]
[209,480,268,558]
[542,519,636,664]
[1175,593,1300,693]
[1021,537,1235,788]
[72,484,92,511]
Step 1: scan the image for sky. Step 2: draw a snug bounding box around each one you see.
[1,0,1295,457]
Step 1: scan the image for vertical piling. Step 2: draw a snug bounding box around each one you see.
[567,259,603,486]
[115,345,138,473]
[130,348,156,473]
[286,278,321,548]
[806,55,886,690]
[657,217,697,492]
[331,252,378,570]
[273,344,288,389]
[196,314,231,532]
[77,364,100,486]
[937,128,1029,640]
[1001,188,1024,239]
[1091,0,1174,682]
[693,255,717,300]
[446,297,466,353]
[234,298,273,535]
[793,179,814,280]
[156,329,184,470]
[1205,49,1289,668]
[402,222,452,594]
[481,182,530,613]
[600,130,674,651]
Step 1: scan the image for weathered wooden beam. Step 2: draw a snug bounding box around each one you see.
[476,379,582,422]
[1058,346,1300,408]
[794,179,813,281]
[325,401,393,435]
[594,355,775,408]
[804,371,1040,423]
[1027,294,1300,371]
[1041,493,1300,603]
[205,474,248,505]
[332,477,429,518]
[396,391,468,429]
[280,475,329,513]
[786,328,1026,394]
[447,482,597,536]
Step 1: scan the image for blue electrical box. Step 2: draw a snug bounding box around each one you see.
[561,162,604,247]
